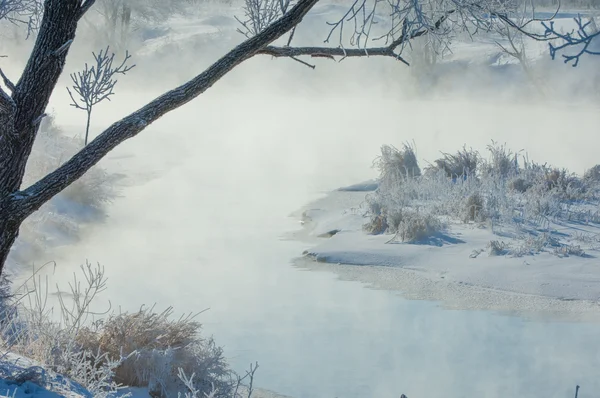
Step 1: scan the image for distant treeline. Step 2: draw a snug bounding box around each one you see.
[530,0,600,9]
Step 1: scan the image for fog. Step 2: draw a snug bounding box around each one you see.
[3,2,600,397]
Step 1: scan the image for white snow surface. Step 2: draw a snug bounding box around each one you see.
[0,356,291,398]
[0,353,90,398]
[294,188,600,321]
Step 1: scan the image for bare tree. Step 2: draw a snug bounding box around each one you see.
[543,15,600,66]
[0,0,546,275]
[67,47,135,145]
[86,0,203,47]
[493,0,548,94]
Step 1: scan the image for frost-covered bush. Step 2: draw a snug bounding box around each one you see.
[427,146,480,179]
[0,263,238,398]
[387,208,444,242]
[0,262,127,397]
[375,144,420,191]
[76,306,233,398]
[482,141,519,178]
[366,141,600,255]
[463,193,485,222]
[487,240,508,256]
[507,177,532,193]
[584,165,600,183]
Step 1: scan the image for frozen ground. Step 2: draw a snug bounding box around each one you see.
[293,186,600,321]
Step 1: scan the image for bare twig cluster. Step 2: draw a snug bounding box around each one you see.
[233,361,259,398]
[67,46,135,145]
[252,0,528,68]
[493,3,600,67]
[542,15,600,66]
[0,0,43,36]
[257,10,456,67]
[236,0,292,38]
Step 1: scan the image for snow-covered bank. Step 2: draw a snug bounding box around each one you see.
[293,188,600,321]
[0,352,293,398]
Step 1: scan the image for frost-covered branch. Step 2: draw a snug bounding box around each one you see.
[259,10,455,66]
[232,362,259,398]
[259,43,409,64]
[0,0,43,36]
[55,261,111,335]
[67,47,135,145]
[541,15,600,66]
[495,3,600,67]
[256,0,527,67]
[493,0,547,94]
[330,0,518,50]
[236,0,292,37]
[0,68,16,93]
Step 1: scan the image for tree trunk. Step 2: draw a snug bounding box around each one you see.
[0,0,85,273]
[0,219,18,271]
[120,4,131,47]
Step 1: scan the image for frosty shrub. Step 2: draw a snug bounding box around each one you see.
[428,146,480,179]
[507,177,532,193]
[364,194,389,235]
[0,262,127,397]
[487,240,508,256]
[375,144,420,191]
[387,208,444,242]
[482,141,519,178]
[584,165,600,183]
[365,141,600,255]
[463,193,485,222]
[543,168,587,201]
[365,144,421,235]
[75,306,233,398]
[0,263,237,398]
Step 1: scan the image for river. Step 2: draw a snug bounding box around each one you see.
[35,57,600,397]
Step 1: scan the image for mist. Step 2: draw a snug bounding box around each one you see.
[2,1,600,397]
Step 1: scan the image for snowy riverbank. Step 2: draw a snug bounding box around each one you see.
[293,186,600,322]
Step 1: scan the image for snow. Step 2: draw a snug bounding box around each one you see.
[0,354,90,398]
[295,189,600,321]
[0,354,290,398]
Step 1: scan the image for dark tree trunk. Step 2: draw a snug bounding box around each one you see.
[0,0,82,194]
[0,220,18,271]
[0,0,89,272]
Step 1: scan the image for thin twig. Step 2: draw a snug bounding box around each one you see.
[0,68,16,92]
[286,26,297,46]
[290,56,316,68]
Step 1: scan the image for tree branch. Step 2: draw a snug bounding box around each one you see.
[259,10,455,66]
[78,0,97,19]
[259,44,410,65]
[10,0,321,220]
[0,69,16,92]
